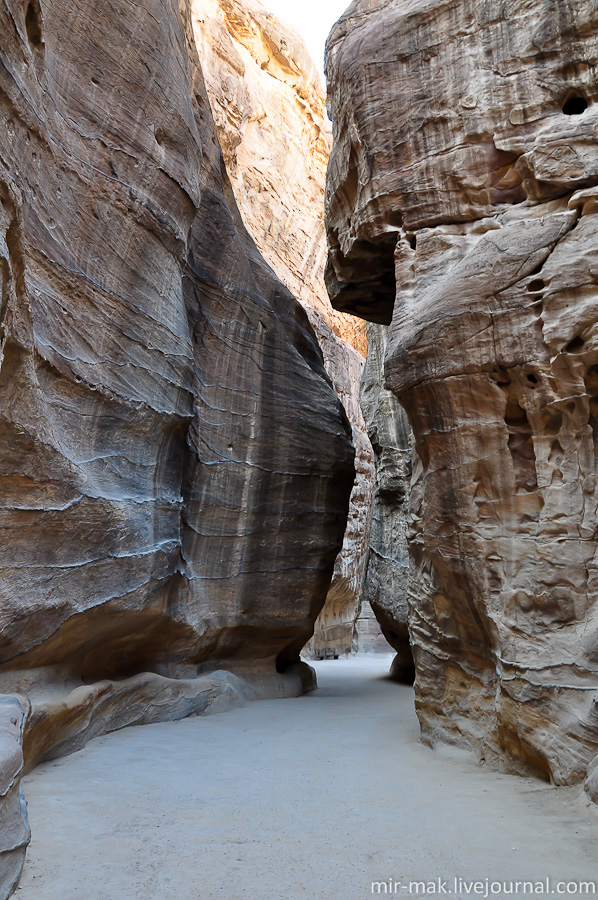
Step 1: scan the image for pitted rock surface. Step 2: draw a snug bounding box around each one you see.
[326,0,598,784]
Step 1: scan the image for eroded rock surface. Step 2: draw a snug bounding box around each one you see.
[326,0,598,785]
[192,0,375,657]
[0,699,29,899]
[303,310,375,657]
[0,0,355,889]
[191,0,367,356]
[0,0,354,685]
[360,323,413,680]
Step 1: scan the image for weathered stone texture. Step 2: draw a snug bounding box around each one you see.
[360,323,413,679]
[0,0,355,889]
[0,0,354,682]
[326,0,598,785]
[191,0,367,356]
[192,0,375,657]
[303,310,375,657]
[0,699,29,899]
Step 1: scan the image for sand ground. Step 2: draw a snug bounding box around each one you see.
[16,655,598,899]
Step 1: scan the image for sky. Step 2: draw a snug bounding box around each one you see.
[260,0,352,80]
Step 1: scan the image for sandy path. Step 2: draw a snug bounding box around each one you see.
[16,656,598,899]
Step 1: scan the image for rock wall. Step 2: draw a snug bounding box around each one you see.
[0,699,28,900]
[191,0,367,356]
[192,0,377,658]
[302,310,375,657]
[326,0,598,788]
[360,323,413,680]
[0,0,355,890]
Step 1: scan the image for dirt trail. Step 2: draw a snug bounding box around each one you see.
[17,656,598,899]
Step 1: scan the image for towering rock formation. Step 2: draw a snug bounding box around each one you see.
[191,0,366,355]
[326,0,598,789]
[0,0,355,891]
[192,0,377,657]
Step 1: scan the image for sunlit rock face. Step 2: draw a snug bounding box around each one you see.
[0,0,354,747]
[193,0,376,658]
[326,0,598,785]
[192,0,367,357]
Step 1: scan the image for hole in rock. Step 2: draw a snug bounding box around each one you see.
[527,279,545,293]
[562,95,588,116]
[526,373,539,385]
[566,335,586,353]
[154,127,169,147]
[406,233,417,250]
[25,0,43,46]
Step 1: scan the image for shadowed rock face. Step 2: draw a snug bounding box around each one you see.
[0,0,354,727]
[326,0,598,786]
[360,323,413,681]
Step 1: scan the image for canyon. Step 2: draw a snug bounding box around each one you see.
[3,0,598,895]
[192,0,377,659]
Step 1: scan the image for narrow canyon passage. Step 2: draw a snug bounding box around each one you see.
[17,657,598,900]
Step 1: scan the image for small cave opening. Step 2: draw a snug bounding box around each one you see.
[526,279,545,294]
[25,0,43,47]
[562,94,588,116]
[566,334,586,353]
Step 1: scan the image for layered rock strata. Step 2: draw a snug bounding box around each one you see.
[192,0,376,657]
[326,0,598,786]
[0,0,355,890]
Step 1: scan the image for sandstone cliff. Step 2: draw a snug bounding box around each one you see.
[192,0,377,657]
[326,0,598,790]
[0,0,355,890]
[191,0,367,356]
